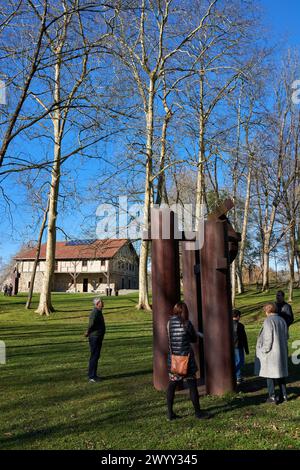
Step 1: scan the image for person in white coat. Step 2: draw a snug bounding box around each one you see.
[254,302,289,404]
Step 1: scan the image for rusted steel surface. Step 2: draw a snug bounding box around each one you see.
[151,208,181,391]
[200,219,236,395]
[226,218,241,263]
[182,241,205,383]
[207,199,234,221]
[149,200,240,395]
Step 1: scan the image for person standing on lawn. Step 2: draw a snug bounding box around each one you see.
[85,298,106,383]
[232,309,249,385]
[275,290,294,328]
[166,301,210,421]
[254,302,289,404]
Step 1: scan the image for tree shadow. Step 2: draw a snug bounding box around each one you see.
[102,369,153,381]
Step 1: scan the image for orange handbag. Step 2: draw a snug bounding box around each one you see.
[170,353,189,376]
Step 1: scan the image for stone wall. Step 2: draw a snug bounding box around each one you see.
[18,272,46,293]
[16,244,139,293]
[17,272,138,293]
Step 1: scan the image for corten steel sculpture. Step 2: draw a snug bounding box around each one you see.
[148,199,240,396]
[150,208,181,391]
[181,241,205,384]
[200,202,240,395]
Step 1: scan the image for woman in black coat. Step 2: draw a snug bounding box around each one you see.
[166,302,210,420]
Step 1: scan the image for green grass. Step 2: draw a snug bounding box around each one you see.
[0,288,300,450]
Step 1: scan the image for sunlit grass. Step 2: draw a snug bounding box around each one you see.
[0,288,300,450]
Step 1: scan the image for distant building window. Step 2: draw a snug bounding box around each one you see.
[82,260,88,267]
[126,263,129,270]
[118,261,121,269]
[101,260,106,266]
[99,277,103,284]
[128,279,131,289]
[121,263,124,269]
[55,261,58,271]
[28,281,31,289]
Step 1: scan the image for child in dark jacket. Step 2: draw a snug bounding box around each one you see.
[232,309,249,385]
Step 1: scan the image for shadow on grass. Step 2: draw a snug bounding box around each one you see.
[239,302,265,315]
[102,369,152,380]
[0,400,165,449]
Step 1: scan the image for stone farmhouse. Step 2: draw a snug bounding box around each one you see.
[14,239,139,294]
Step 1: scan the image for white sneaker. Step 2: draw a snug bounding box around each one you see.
[89,378,96,383]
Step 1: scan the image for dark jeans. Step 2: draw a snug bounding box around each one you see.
[267,378,287,399]
[88,335,104,379]
[234,348,245,381]
[167,378,201,417]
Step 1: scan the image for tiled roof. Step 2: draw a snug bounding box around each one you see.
[15,239,129,260]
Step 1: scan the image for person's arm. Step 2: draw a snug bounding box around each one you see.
[186,321,198,343]
[196,331,204,339]
[286,304,294,326]
[261,319,274,353]
[85,310,97,337]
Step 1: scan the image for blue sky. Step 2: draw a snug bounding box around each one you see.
[262,0,300,47]
[1,0,300,266]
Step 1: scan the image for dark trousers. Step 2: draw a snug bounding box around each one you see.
[267,378,287,399]
[88,335,104,379]
[167,378,201,417]
[234,348,245,381]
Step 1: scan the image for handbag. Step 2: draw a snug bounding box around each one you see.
[167,320,190,376]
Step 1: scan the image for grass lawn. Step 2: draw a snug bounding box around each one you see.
[1,288,300,450]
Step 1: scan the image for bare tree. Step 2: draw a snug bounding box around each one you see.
[25,198,49,309]
[0,1,52,169]
[110,0,218,309]
[253,58,300,292]
[31,1,113,315]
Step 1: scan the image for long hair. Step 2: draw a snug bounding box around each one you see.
[173,301,189,325]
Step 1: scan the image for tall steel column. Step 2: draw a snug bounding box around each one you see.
[151,208,181,391]
[200,218,236,395]
[182,241,205,383]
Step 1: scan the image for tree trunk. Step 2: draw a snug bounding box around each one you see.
[137,75,155,311]
[236,268,243,294]
[237,163,252,294]
[35,157,60,315]
[195,72,206,227]
[230,84,242,305]
[36,56,61,316]
[156,110,170,206]
[25,201,49,309]
[288,225,295,302]
[231,260,236,307]
[295,253,300,287]
[262,247,270,292]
